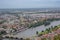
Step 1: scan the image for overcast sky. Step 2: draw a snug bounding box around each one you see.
[0,0,60,8]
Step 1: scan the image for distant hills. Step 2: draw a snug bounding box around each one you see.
[0,8,60,13]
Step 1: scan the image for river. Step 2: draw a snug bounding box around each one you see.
[12,20,60,38]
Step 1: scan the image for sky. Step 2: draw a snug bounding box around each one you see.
[0,0,60,8]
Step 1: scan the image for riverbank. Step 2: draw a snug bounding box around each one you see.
[35,25,60,40]
[2,23,60,40]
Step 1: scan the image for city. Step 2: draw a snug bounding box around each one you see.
[0,8,60,40]
[0,0,60,40]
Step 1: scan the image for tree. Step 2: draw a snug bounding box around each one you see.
[20,38,24,40]
[0,30,7,35]
[41,38,47,40]
[36,31,38,36]
[0,35,3,40]
[2,25,7,29]
[54,34,60,40]
[12,28,17,32]
[25,38,30,40]
[51,26,53,29]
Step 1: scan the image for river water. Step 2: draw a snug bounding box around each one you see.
[14,20,60,38]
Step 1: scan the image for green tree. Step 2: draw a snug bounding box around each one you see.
[36,31,38,35]
[54,34,60,40]
[25,38,30,40]
[41,38,47,40]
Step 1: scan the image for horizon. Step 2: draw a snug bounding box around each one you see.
[0,7,60,9]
